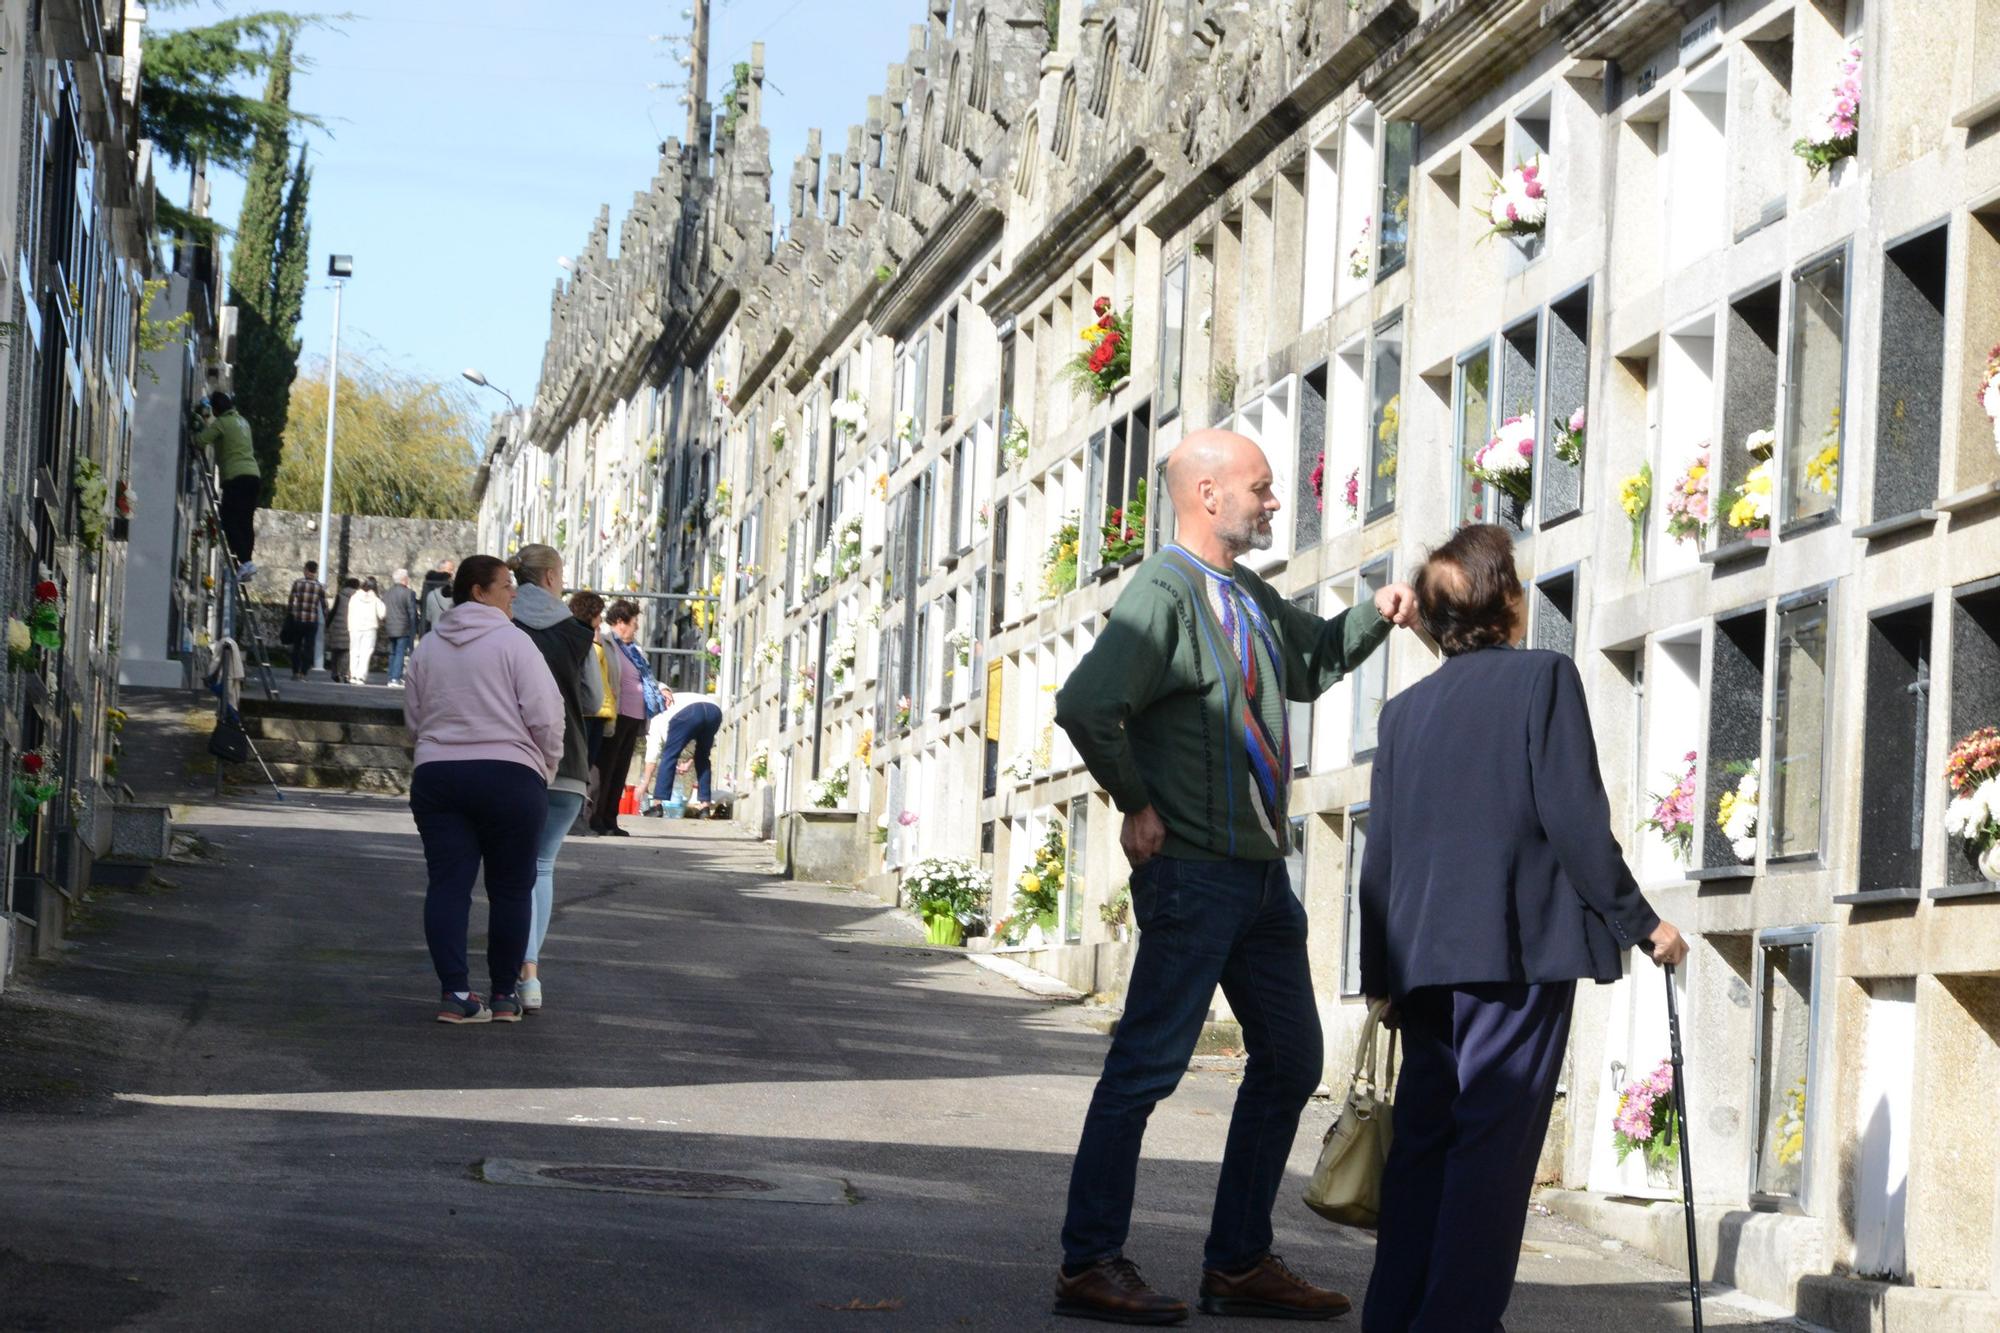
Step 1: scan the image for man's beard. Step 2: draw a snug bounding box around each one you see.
[1220,511,1274,553]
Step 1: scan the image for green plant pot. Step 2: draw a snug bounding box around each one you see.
[923,913,964,947]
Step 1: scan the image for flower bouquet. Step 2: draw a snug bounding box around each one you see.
[1641,752,1698,865]
[1468,412,1535,506]
[1717,759,1761,863]
[75,458,109,553]
[1724,429,1776,534]
[1002,419,1031,469]
[1979,345,2000,455]
[1099,481,1147,565]
[943,626,973,666]
[894,694,913,731]
[1553,407,1586,467]
[1043,516,1081,598]
[6,618,33,671]
[770,422,788,451]
[1004,823,1067,944]
[831,392,869,440]
[1794,39,1861,178]
[749,740,771,782]
[835,513,864,577]
[1309,451,1326,513]
[11,746,60,840]
[1346,216,1372,279]
[1773,1077,1807,1168]
[27,581,61,651]
[904,855,992,945]
[1664,451,1710,546]
[1804,411,1840,498]
[1610,1060,1681,1175]
[806,761,850,810]
[1944,727,2000,880]
[1344,468,1361,521]
[1483,157,1548,239]
[1620,464,1652,570]
[1066,297,1132,402]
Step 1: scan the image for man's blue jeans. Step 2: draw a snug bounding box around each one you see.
[1061,854,1323,1273]
[650,702,721,803]
[386,635,412,684]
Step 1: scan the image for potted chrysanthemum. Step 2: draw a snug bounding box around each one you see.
[904,856,991,947]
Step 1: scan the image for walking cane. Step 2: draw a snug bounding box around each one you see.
[1664,963,1703,1331]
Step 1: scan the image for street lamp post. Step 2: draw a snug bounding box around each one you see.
[462,368,518,412]
[313,254,353,677]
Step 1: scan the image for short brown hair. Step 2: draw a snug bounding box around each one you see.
[567,591,605,622]
[605,598,640,626]
[451,555,510,607]
[1414,524,1522,656]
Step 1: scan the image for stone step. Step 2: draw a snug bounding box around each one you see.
[245,738,415,770]
[232,762,413,795]
[245,716,411,747]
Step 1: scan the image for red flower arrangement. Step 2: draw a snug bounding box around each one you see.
[27,581,61,651]
[1066,296,1133,403]
[1948,727,2000,799]
[1309,451,1326,512]
[11,744,60,839]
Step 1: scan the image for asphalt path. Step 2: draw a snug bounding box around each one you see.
[0,788,1805,1330]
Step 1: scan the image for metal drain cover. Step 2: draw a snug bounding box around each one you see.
[478,1158,853,1205]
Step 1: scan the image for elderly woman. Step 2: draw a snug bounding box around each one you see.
[1358,524,1688,1333]
[403,555,563,1024]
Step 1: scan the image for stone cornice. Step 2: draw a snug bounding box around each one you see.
[1544,0,1695,67]
[867,189,1006,343]
[1362,0,1547,126]
[1148,2,1418,240]
[981,145,1163,322]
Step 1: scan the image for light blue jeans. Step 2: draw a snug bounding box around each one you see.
[526,788,586,964]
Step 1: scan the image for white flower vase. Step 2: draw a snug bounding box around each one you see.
[1023,922,1049,951]
[1645,1154,1677,1191]
[1979,842,2000,883]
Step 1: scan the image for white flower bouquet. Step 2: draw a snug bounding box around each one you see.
[1484,156,1547,238]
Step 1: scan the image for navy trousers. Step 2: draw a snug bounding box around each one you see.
[1363,980,1575,1333]
[1062,855,1323,1273]
[411,760,547,996]
[651,702,722,803]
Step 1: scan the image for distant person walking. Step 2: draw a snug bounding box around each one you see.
[588,599,659,836]
[420,560,455,636]
[196,391,260,578]
[326,577,360,683]
[283,561,329,680]
[383,569,419,686]
[508,545,602,1014]
[403,555,562,1025]
[346,578,387,685]
[644,689,722,816]
[569,592,612,773]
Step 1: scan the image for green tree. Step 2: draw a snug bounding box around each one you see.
[271,355,481,521]
[138,5,329,238]
[228,32,314,499]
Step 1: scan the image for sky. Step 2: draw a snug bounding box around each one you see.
[157,0,925,433]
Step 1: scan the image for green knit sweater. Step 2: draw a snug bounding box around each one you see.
[1054,545,1391,862]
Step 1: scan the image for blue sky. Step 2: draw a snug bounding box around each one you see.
[159,1,924,431]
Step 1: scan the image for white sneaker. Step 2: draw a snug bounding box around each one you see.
[517,976,543,1012]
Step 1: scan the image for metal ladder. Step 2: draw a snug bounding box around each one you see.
[197,469,281,703]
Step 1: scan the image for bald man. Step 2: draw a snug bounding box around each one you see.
[1051,429,1417,1325]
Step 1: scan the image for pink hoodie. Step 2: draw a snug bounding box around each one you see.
[403,602,564,779]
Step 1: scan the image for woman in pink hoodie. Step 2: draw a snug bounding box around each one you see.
[403,555,564,1025]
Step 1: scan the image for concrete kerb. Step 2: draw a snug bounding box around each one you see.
[1793,1274,2000,1332]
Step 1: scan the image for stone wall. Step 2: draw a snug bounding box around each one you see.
[250,509,478,595]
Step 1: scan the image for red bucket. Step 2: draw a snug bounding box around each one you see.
[618,785,639,815]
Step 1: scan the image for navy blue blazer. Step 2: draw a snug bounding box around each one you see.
[1358,646,1661,1001]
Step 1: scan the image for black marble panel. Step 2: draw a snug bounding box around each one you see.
[1295,366,1328,550]
[1533,571,1577,658]
[1874,228,1947,522]
[1541,290,1589,524]
[1719,284,1782,550]
[1703,609,1767,868]
[1857,604,1930,892]
[1949,582,2000,884]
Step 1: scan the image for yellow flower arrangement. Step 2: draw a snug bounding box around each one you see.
[1805,444,1839,496]
[1727,463,1773,530]
[1619,463,1652,570]
[1773,1077,1807,1167]
[857,727,874,765]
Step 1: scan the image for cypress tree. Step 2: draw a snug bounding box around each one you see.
[274,145,313,344]
[228,33,308,499]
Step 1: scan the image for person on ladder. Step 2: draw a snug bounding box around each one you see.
[196,391,261,580]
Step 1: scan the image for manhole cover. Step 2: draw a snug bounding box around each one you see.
[540,1166,776,1194]
[478,1158,853,1206]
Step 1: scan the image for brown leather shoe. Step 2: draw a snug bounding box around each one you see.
[1053,1257,1189,1325]
[1197,1254,1352,1320]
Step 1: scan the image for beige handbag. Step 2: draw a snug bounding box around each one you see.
[1303,999,1398,1228]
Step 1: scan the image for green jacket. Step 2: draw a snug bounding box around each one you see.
[197,411,259,482]
[1054,545,1391,862]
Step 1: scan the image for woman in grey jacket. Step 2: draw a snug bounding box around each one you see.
[508,544,602,1013]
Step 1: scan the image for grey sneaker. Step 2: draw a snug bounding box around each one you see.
[517,976,543,1013]
[437,992,491,1025]
[490,993,524,1023]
